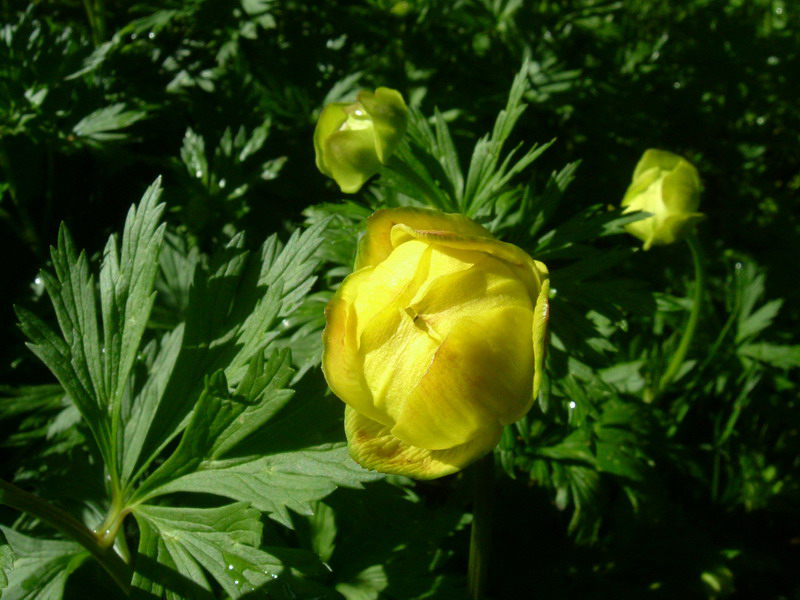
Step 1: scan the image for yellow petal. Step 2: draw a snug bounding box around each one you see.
[345,406,502,480]
[621,167,661,210]
[632,148,682,181]
[648,213,707,248]
[352,239,430,341]
[391,305,534,450]
[360,302,439,422]
[661,161,701,213]
[407,250,532,342]
[322,267,391,427]
[531,278,550,401]
[355,207,492,270]
[391,223,547,302]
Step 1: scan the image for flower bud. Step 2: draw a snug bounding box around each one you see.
[621,149,704,250]
[322,207,550,479]
[314,87,408,193]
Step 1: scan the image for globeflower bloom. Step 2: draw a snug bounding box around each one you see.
[314,87,408,193]
[322,207,549,479]
[621,149,704,250]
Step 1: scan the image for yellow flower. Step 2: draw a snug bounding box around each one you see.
[621,149,704,250]
[322,207,550,479]
[314,87,408,193]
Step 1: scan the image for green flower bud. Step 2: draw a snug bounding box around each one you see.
[621,149,705,250]
[314,87,408,193]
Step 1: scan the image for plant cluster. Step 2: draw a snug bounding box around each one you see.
[1,1,798,599]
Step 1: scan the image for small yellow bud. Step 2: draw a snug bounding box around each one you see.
[322,207,549,479]
[621,149,705,250]
[313,87,408,193]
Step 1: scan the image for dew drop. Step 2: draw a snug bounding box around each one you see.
[756,116,766,125]
[228,564,235,571]
[353,109,364,117]
[195,169,203,178]
[219,178,226,189]
[148,31,156,39]
[281,318,290,328]
[767,55,780,66]
[130,32,138,41]
[775,6,784,14]
[673,81,682,89]
[568,401,576,410]
[34,276,42,285]
[233,580,239,585]
[735,262,743,270]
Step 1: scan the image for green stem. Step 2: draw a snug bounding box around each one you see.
[694,261,744,379]
[467,453,494,600]
[82,0,106,45]
[0,479,132,595]
[656,233,706,396]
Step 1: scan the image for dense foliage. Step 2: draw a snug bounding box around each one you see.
[1,1,797,598]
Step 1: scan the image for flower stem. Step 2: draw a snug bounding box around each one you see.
[0,479,132,595]
[657,233,706,396]
[467,453,494,600]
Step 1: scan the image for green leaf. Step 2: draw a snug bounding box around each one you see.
[530,432,596,466]
[140,445,380,528]
[598,360,646,394]
[121,325,184,484]
[100,181,166,449]
[736,299,782,343]
[0,527,88,600]
[0,530,11,592]
[72,103,146,143]
[300,501,337,563]
[302,201,371,267]
[131,516,213,600]
[0,385,65,420]
[151,231,200,329]
[132,503,283,599]
[180,128,209,184]
[460,58,554,217]
[433,109,465,203]
[17,178,165,479]
[322,481,466,599]
[526,162,580,238]
[336,565,388,600]
[273,291,330,380]
[15,280,107,459]
[565,465,602,543]
[127,218,327,485]
[739,343,800,369]
[132,349,295,501]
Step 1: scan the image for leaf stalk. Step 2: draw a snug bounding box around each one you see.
[654,233,706,398]
[0,478,132,595]
[467,453,494,600]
